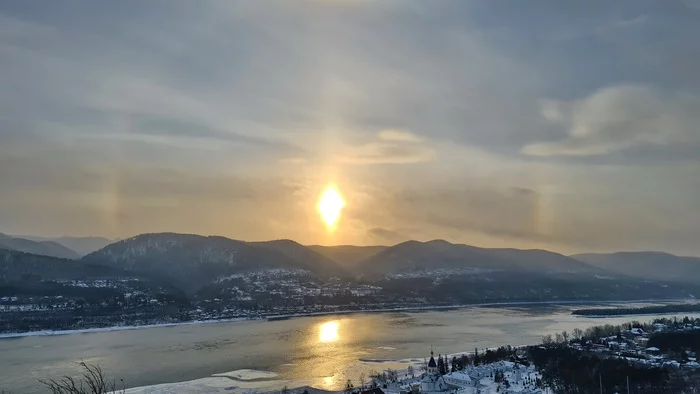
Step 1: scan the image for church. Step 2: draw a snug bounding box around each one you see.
[420,350,473,394]
[420,350,448,394]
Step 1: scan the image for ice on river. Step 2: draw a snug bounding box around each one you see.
[122,369,292,394]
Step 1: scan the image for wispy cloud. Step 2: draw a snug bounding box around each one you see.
[522,85,700,157]
[378,129,423,143]
[338,130,434,165]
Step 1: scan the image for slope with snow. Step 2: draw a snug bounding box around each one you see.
[82,233,339,293]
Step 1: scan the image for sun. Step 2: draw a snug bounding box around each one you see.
[317,184,345,230]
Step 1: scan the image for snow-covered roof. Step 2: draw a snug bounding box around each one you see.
[444,371,471,381]
[421,374,442,384]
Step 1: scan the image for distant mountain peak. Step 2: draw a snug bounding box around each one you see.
[572,251,700,283]
[0,235,80,259]
[10,235,115,256]
[359,240,603,277]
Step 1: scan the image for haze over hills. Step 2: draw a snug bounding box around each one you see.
[0,233,80,259]
[488,248,601,273]
[572,252,700,284]
[16,235,114,256]
[0,248,125,282]
[308,245,387,270]
[250,239,346,277]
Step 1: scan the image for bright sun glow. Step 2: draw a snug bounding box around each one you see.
[319,321,340,343]
[317,185,345,230]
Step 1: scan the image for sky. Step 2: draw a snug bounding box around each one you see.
[1,0,699,255]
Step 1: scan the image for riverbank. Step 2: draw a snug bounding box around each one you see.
[572,302,700,317]
[1,298,691,339]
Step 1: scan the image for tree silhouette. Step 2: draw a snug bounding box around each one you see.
[40,362,125,394]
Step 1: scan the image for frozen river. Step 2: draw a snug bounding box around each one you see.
[3,302,699,393]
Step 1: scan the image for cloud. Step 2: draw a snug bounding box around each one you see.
[338,130,434,165]
[378,129,423,143]
[1,1,700,255]
[131,115,303,154]
[555,15,649,42]
[522,85,700,157]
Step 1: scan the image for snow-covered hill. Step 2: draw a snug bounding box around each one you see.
[82,233,342,293]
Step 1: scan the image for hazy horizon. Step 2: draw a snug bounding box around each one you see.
[5,230,700,258]
[2,1,699,256]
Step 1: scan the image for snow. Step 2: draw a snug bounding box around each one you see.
[120,369,290,394]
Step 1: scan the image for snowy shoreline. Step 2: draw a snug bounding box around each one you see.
[0,298,688,339]
[119,351,538,394]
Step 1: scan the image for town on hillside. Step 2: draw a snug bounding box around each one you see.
[338,317,700,394]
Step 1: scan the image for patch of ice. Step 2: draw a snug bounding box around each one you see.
[121,377,239,394]
[211,369,279,381]
[359,359,398,363]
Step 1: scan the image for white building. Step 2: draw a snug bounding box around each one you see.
[442,371,473,388]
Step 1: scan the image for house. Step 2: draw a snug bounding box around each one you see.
[442,371,473,388]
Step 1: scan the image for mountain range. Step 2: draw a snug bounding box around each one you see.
[3,231,700,335]
[0,233,80,259]
[17,235,114,256]
[3,231,700,295]
[354,240,603,277]
[0,248,127,282]
[82,233,346,293]
[572,252,700,284]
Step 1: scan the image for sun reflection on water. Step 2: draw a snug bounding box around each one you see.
[319,321,340,343]
[281,316,397,391]
[323,375,335,388]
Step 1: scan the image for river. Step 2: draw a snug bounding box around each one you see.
[3,302,699,393]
